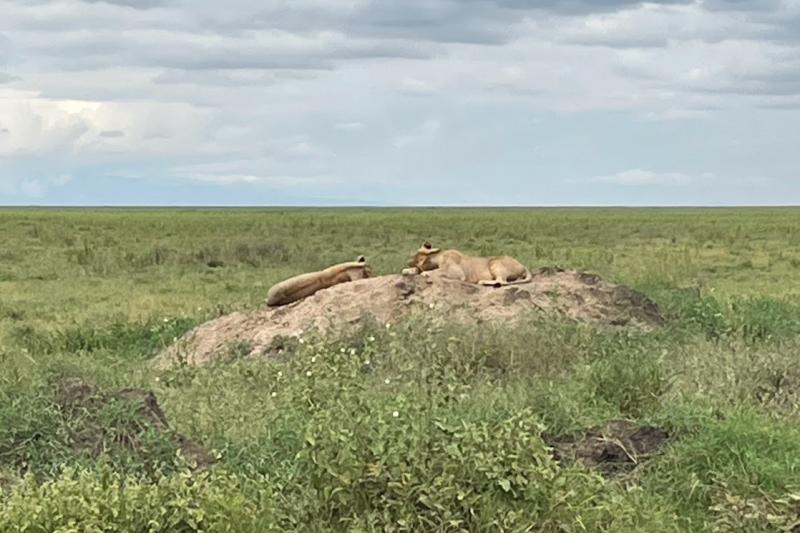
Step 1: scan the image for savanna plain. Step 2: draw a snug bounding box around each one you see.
[1,207,800,532]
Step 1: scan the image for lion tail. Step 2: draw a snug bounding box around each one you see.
[502,267,533,286]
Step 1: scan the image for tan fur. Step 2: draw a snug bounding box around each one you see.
[266,256,372,307]
[404,242,531,287]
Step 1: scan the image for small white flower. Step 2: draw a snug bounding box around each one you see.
[271,392,277,397]
[298,338,305,344]
[311,356,317,363]
[349,348,356,355]
[392,411,399,418]
[340,347,345,353]
[368,336,375,342]
[385,323,391,329]
[364,360,370,365]
[196,307,202,311]
[277,371,283,377]
[163,318,169,323]
[384,378,390,385]
[154,377,160,382]
[306,370,312,377]
[429,303,435,309]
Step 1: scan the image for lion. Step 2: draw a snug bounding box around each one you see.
[266,256,372,307]
[402,242,531,287]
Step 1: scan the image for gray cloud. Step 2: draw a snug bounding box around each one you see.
[700,0,783,12]
[192,1,518,45]
[9,26,438,73]
[497,0,692,13]
[4,0,799,79]
[756,99,800,109]
[82,0,171,8]
[3,0,800,206]
[150,68,311,87]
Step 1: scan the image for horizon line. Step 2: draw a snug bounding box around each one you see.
[1,204,800,209]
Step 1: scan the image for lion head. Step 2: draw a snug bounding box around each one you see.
[406,241,441,272]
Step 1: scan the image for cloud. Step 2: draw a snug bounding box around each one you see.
[82,0,171,9]
[588,169,715,186]
[400,77,436,96]
[0,92,91,156]
[19,178,46,197]
[392,119,441,148]
[50,173,72,186]
[0,173,73,199]
[1,0,799,205]
[152,69,303,87]
[334,121,366,131]
[184,173,339,188]
[0,89,214,157]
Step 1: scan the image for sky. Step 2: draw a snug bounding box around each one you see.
[0,0,799,206]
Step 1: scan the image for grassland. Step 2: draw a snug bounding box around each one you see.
[2,207,800,531]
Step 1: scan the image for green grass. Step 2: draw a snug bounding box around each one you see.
[2,207,800,531]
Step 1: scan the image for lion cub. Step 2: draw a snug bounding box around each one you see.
[266,256,372,306]
[403,242,531,287]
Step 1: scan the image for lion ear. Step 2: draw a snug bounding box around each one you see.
[357,255,366,263]
[423,241,432,250]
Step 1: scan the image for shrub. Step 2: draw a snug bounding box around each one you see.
[0,466,277,533]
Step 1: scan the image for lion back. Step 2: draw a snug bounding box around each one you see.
[266,271,327,306]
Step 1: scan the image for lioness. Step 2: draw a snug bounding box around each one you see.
[403,242,531,287]
[266,256,372,307]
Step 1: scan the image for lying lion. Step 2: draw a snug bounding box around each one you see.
[266,256,372,307]
[403,242,531,287]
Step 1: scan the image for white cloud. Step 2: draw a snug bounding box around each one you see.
[588,169,715,186]
[334,121,366,131]
[20,178,46,197]
[0,88,214,157]
[0,90,90,156]
[0,173,74,199]
[50,173,72,186]
[179,173,340,188]
[400,77,436,95]
[392,119,441,148]
[283,140,328,157]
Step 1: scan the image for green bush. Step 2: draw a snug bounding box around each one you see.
[0,466,277,533]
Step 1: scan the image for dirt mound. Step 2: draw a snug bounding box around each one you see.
[156,267,664,368]
[53,378,213,468]
[546,420,669,476]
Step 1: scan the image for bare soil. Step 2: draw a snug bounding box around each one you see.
[545,420,669,476]
[156,267,664,368]
[53,378,213,468]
